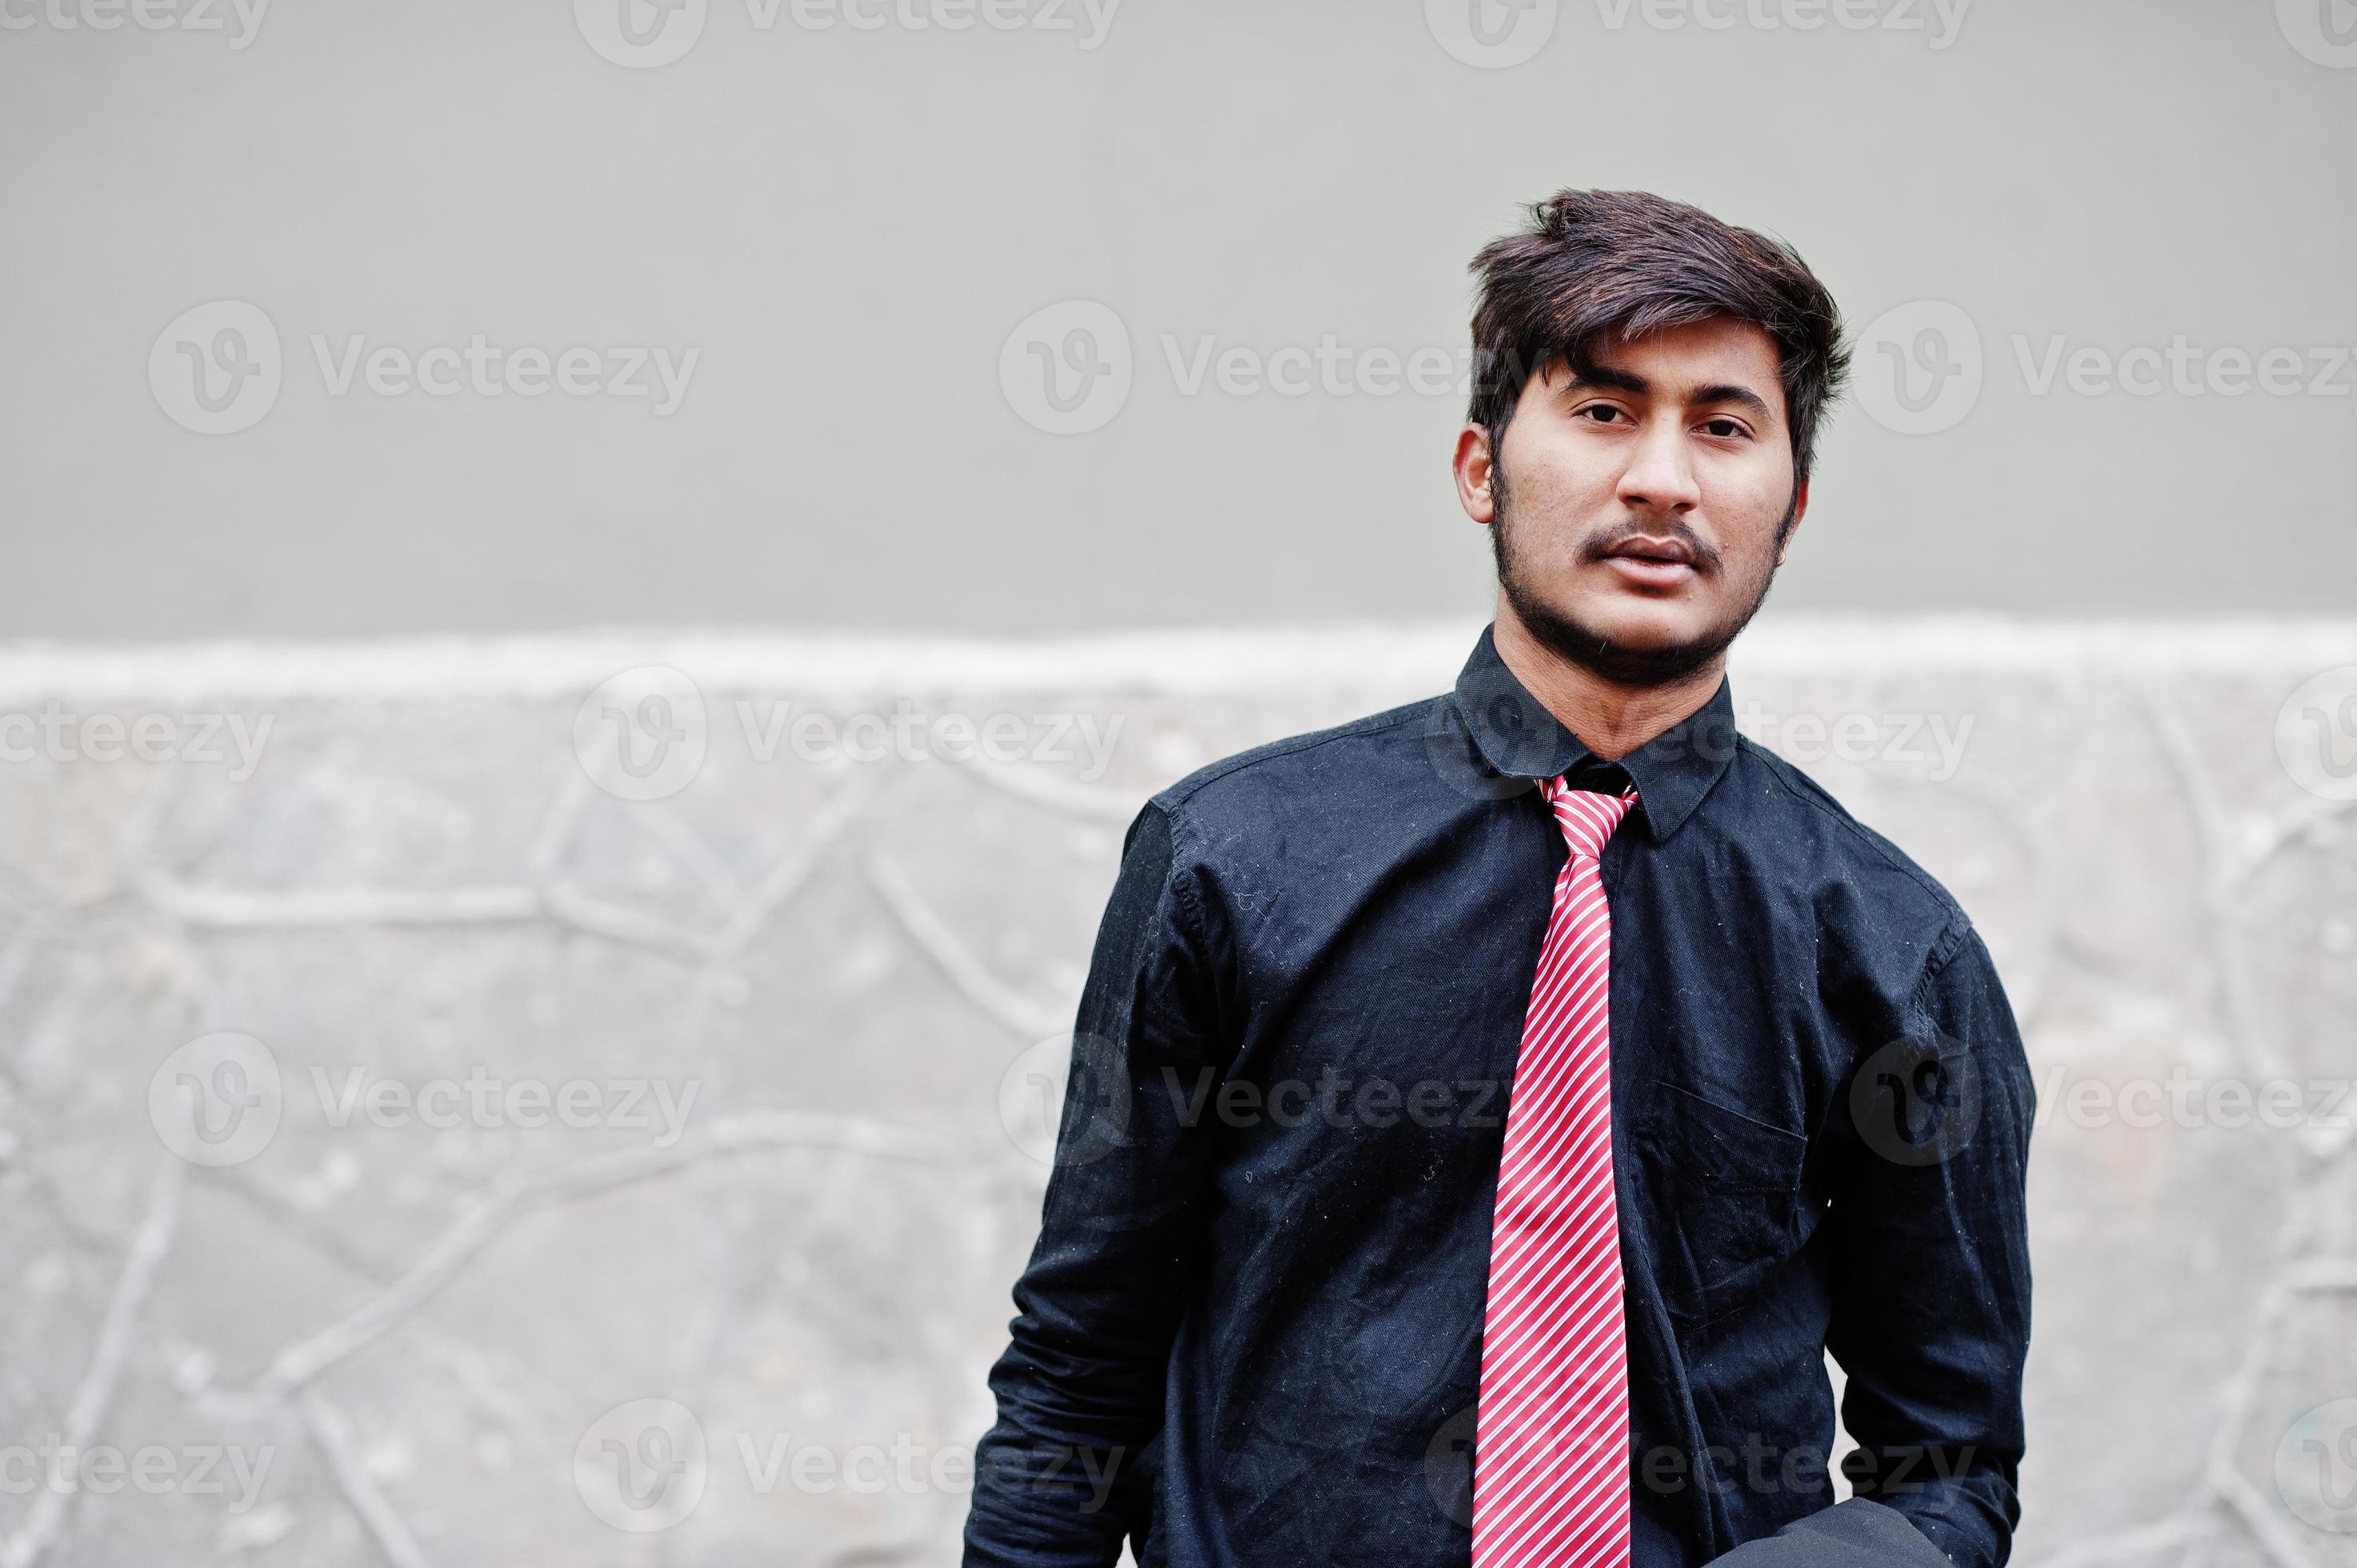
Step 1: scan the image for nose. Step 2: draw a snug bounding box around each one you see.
[1615,421,1702,519]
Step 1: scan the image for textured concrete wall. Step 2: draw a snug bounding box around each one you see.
[2,618,2353,1567]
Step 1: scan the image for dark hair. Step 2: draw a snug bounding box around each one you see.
[1467,189,1851,487]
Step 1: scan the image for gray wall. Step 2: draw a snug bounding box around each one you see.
[3,0,2355,638]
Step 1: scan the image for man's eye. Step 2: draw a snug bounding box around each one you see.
[1701,418,1749,438]
[1580,406,1623,424]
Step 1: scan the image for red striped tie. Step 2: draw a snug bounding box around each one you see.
[1471,776,1639,1567]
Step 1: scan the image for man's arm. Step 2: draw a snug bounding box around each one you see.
[1711,921,2035,1566]
[964,802,1227,1568]
[1726,921,2035,1566]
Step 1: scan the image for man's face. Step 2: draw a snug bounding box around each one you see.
[1456,318,1807,688]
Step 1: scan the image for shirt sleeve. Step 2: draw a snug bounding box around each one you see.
[1704,1494,1956,1565]
[963,801,1230,1568]
[1798,920,2038,1568]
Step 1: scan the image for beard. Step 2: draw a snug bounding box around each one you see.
[1489,457,1795,690]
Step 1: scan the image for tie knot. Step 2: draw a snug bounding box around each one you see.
[1545,774,1637,861]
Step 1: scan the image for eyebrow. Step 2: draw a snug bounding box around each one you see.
[1563,363,1779,426]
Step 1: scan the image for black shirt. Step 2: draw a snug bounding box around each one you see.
[965,626,2034,1568]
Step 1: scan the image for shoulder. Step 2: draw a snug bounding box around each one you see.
[1150,696,1443,821]
[1719,734,1976,970]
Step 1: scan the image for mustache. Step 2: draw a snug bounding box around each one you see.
[1576,518,1723,574]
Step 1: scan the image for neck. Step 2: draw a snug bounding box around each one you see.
[1491,597,1726,763]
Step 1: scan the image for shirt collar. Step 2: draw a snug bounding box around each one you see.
[1447,622,1739,840]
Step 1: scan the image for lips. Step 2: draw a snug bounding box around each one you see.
[1603,536,1696,567]
[1598,534,1701,590]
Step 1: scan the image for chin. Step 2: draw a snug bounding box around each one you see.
[1567,597,1707,653]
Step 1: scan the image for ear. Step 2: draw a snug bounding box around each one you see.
[1453,424,1498,526]
[1775,474,1810,564]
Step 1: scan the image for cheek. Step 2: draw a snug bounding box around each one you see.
[1704,468,1794,556]
[1505,430,1616,518]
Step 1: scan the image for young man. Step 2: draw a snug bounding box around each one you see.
[965,190,2033,1567]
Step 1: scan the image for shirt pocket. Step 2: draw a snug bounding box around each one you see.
[1634,1079,1814,1334]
